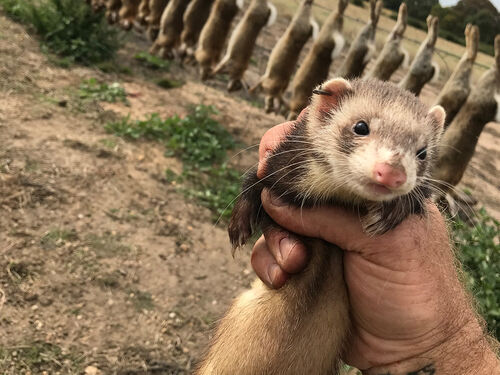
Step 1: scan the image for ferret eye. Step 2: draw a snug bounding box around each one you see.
[353,121,369,136]
[417,147,427,160]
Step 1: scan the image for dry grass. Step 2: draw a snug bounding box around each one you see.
[273,0,495,82]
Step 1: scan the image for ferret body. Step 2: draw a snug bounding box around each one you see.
[195,0,243,80]
[134,0,151,29]
[288,0,348,119]
[399,15,439,96]
[150,0,191,58]
[118,0,141,30]
[178,0,215,60]
[105,0,122,24]
[146,0,169,41]
[196,78,446,375]
[251,0,317,114]
[434,24,479,128]
[336,0,382,80]
[212,0,277,91]
[365,2,408,81]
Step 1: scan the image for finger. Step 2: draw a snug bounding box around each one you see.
[263,228,309,274]
[257,122,295,178]
[261,189,367,251]
[251,236,288,289]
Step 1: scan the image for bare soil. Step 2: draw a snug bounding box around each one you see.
[0,9,498,375]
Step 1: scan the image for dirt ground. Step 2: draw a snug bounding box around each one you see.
[0,9,498,375]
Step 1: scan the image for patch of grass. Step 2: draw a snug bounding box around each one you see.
[156,77,185,90]
[128,289,154,312]
[99,138,118,149]
[79,78,129,105]
[40,228,78,250]
[106,105,235,168]
[106,105,243,221]
[0,342,83,373]
[0,0,120,65]
[96,60,133,75]
[453,209,500,339]
[134,52,170,70]
[85,233,131,258]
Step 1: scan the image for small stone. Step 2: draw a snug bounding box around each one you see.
[179,243,189,252]
[168,312,176,319]
[85,365,101,375]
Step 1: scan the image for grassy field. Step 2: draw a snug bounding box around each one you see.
[273,0,495,82]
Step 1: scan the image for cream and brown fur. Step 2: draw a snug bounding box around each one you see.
[146,0,169,41]
[118,0,141,30]
[212,0,277,91]
[336,0,382,80]
[89,0,106,12]
[196,78,446,374]
[105,0,122,24]
[178,0,215,61]
[399,15,439,96]
[287,0,349,120]
[365,2,408,81]
[134,0,151,30]
[434,24,479,128]
[250,0,317,114]
[433,35,500,192]
[195,0,243,80]
[149,0,191,58]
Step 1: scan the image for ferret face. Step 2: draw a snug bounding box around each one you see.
[306,79,444,204]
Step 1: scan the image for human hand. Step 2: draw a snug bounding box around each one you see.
[251,121,498,374]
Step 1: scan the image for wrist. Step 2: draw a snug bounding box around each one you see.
[363,319,499,375]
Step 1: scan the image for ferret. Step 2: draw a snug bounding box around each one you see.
[251,0,317,114]
[434,24,479,128]
[134,0,151,30]
[195,77,446,375]
[288,0,349,120]
[212,0,278,91]
[399,15,439,96]
[149,0,191,58]
[146,0,169,41]
[118,0,141,30]
[336,0,382,80]
[105,0,122,24]
[195,0,243,81]
[178,0,215,61]
[365,2,408,81]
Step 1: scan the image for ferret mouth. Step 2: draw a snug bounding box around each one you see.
[366,182,394,196]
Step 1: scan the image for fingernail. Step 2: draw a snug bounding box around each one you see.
[279,236,297,262]
[267,264,281,287]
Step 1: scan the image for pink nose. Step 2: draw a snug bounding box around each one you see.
[373,163,407,189]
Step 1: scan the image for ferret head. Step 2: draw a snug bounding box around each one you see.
[306,78,445,204]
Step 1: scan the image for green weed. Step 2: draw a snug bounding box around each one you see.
[0,0,120,65]
[452,209,500,339]
[79,78,129,104]
[40,228,78,249]
[156,77,185,90]
[0,342,83,373]
[85,233,131,258]
[128,289,154,312]
[134,52,171,70]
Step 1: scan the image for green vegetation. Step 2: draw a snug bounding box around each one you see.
[385,0,500,56]
[79,78,129,104]
[106,105,242,220]
[134,52,171,70]
[128,289,155,311]
[452,209,500,339]
[0,0,120,64]
[40,228,78,249]
[156,77,185,90]
[0,342,83,373]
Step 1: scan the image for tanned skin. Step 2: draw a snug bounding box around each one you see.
[434,24,479,128]
[195,78,446,375]
[365,2,408,81]
[399,15,439,96]
[336,0,382,80]
[212,0,277,91]
[195,0,242,81]
[250,0,316,114]
[288,0,348,120]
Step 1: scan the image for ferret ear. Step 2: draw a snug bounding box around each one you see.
[310,78,352,117]
[428,105,446,128]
